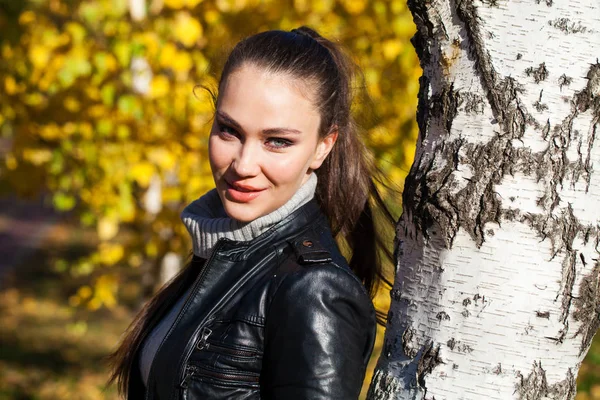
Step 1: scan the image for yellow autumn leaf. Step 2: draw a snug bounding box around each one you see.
[23,148,53,165]
[4,76,18,95]
[5,154,17,170]
[294,0,309,13]
[79,122,94,139]
[98,243,125,265]
[185,0,205,7]
[159,42,178,68]
[97,217,119,240]
[150,75,170,98]
[39,124,62,140]
[382,39,403,61]
[148,147,176,170]
[77,285,93,300]
[164,0,185,8]
[93,274,118,308]
[29,45,51,69]
[173,12,203,47]
[341,0,367,15]
[64,96,81,112]
[204,9,220,24]
[135,32,160,59]
[129,161,155,187]
[310,0,334,14]
[18,10,36,25]
[87,104,106,118]
[146,240,159,257]
[172,51,193,77]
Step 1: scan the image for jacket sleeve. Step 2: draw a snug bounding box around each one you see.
[261,265,376,400]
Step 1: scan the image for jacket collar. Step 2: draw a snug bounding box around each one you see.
[212,199,326,261]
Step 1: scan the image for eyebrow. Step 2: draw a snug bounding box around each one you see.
[216,110,302,135]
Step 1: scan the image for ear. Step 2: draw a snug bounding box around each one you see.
[309,129,338,170]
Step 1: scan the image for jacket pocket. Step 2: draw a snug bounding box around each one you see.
[182,364,260,389]
[193,325,262,364]
[200,340,261,360]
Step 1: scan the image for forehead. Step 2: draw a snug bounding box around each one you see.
[218,65,321,133]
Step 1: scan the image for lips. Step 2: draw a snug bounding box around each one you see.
[224,180,267,203]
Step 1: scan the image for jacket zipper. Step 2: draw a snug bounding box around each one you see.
[177,247,271,392]
[145,241,225,400]
[195,326,212,351]
[196,332,259,358]
[180,365,260,388]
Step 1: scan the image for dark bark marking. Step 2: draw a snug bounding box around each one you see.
[436,311,451,321]
[416,342,444,395]
[517,53,523,60]
[535,0,553,6]
[525,63,549,84]
[549,18,591,35]
[574,61,600,113]
[390,288,402,301]
[367,370,402,400]
[447,337,456,350]
[408,0,434,66]
[549,369,577,400]
[492,363,502,375]
[451,341,473,353]
[516,362,576,399]
[431,83,460,135]
[515,361,548,400]
[538,62,600,204]
[457,91,486,114]
[416,75,432,142]
[495,76,530,138]
[478,0,499,7]
[558,74,573,91]
[572,260,600,356]
[534,90,548,112]
[534,101,548,112]
[402,326,420,359]
[536,311,550,319]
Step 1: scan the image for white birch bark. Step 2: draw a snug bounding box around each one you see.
[368,1,600,399]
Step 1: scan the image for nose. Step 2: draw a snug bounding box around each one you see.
[231,142,261,177]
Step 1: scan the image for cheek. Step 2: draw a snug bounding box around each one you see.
[263,149,315,185]
[208,136,230,172]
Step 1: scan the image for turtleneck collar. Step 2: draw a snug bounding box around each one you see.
[181,173,318,259]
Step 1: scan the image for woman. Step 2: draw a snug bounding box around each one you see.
[109,26,393,399]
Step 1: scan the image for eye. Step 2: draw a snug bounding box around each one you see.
[265,137,293,149]
[216,122,238,139]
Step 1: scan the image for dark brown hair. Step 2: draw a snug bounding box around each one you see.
[108,26,396,395]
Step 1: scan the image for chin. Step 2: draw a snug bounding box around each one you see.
[222,201,263,223]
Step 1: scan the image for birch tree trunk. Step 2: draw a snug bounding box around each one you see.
[368,1,600,399]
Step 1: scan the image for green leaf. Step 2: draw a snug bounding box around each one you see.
[53,192,76,211]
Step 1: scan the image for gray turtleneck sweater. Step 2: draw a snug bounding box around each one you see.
[139,173,318,387]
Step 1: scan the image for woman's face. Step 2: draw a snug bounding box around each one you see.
[208,64,337,223]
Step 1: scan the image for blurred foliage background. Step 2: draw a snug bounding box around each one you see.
[0,0,597,399]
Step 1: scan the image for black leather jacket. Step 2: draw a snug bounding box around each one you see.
[128,200,377,399]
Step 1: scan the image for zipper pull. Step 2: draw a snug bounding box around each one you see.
[179,365,197,388]
[196,326,213,350]
[179,372,191,389]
